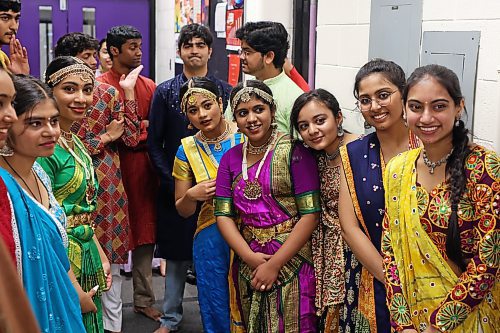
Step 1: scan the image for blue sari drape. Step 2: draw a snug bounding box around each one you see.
[339,133,391,333]
[0,168,85,333]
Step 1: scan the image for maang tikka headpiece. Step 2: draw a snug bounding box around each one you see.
[231,80,274,113]
[46,57,95,87]
[180,79,218,114]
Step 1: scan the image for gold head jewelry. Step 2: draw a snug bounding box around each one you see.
[46,57,95,87]
[180,87,218,114]
[231,81,274,113]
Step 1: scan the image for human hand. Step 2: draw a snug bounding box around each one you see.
[251,260,280,291]
[102,262,112,290]
[119,65,143,93]
[244,251,272,270]
[80,287,98,313]
[187,179,216,202]
[8,36,29,75]
[105,118,125,141]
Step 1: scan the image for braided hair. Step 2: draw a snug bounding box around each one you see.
[403,64,470,271]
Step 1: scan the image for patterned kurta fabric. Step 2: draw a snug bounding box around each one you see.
[312,153,345,333]
[72,81,140,263]
[382,146,499,332]
[215,136,321,333]
[98,69,158,248]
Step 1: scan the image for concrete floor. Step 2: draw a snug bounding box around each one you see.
[121,272,203,333]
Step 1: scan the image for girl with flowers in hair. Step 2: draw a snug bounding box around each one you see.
[215,80,321,332]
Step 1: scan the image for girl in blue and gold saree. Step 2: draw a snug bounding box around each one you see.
[215,80,321,333]
[172,77,244,333]
[0,73,86,332]
[338,59,419,333]
[383,65,498,332]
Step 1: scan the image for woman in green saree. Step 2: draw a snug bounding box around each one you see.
[38,56,111,333]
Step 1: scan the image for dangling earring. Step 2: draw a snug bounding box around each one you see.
[303,142,309,148]
[187,123,194,130]
[455,118,460,127]
[337,123,344,137]
[402,112,408,127]
[270,117,278,128]
[0,144,13,157]
[364,120,372,129]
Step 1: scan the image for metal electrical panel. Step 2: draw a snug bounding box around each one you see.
[421,31,480,132]
[368,0,423,75]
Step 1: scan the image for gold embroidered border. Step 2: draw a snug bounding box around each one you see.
[214,196,235,217]
[339,146,372,240]
[296,190,321,214]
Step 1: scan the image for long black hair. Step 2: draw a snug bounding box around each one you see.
[289,88,341,139]
[353,58,406,99]
[403,64,470,272]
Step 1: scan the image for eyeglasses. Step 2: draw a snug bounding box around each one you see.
[238,48,258,58]
[355,90,397,112]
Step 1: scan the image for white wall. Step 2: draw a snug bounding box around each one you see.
[155,0,175,84]
[315,0,500,151]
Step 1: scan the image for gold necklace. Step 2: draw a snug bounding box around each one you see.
[247,127,277,155]
[198,121,230,152]
[241,130,277,200]
[60,129,73,143]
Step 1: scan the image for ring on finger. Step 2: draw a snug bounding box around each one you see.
[260,284,266,291]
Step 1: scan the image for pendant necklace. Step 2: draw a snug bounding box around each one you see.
[2,156,43,204]
[325,138,344,161]
[422,148,453,174]
[241,131,277,200]
[59,134,96,204]
[198,121,230,152]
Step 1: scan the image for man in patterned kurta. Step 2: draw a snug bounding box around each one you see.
[55,32,142,333]
[98,25,161,322]
[0,0,29,74]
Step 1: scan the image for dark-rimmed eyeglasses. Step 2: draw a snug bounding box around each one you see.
[355,90,397,112]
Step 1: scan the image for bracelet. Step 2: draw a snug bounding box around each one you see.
[104,132,113,142]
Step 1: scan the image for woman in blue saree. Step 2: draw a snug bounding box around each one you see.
[0,74,90,332]
[338,59,419,332]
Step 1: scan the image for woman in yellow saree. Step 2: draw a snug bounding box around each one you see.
[383,64,499,332]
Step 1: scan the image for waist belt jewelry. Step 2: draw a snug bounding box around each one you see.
[242,217,298,245]
[66,212,94,229]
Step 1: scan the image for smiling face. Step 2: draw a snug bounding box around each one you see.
[52,74,93,130]
[297,100,342,153]
[0,70,17,147]
[406,75,462,148]
[357,72,404,131]
[0,10,19,45]
[178,37,212,71]
[8,99,60,158]
[234,95,274,146]
[185,92,223,136]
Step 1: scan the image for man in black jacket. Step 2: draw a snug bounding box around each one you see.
[148,24,231,333]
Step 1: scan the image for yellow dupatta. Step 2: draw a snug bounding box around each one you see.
[384,147,498,332]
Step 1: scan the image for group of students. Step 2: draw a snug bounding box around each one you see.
[0,5,497,333]
[172,58,498,333]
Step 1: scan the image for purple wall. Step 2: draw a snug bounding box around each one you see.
[16,0,151,78]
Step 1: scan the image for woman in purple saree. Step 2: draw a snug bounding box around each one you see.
[215,80,321,333]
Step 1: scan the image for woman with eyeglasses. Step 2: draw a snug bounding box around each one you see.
[338,59,419,332]
[382,65,498,333]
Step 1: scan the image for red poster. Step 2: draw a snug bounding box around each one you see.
[228,54,241,87]
[226,9,243,50]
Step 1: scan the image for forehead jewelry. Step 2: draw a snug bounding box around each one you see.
[231,81,274,113]
[180,80,218,114]
[46,60,95,87]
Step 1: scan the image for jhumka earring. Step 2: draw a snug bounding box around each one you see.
[187,123,194,130]
[337,124,344,137]
[0,144,14,157]
[364,120,372,129]
[455,118,460,127]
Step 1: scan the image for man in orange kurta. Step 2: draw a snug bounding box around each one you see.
[98,25,161,322]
